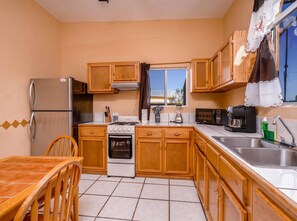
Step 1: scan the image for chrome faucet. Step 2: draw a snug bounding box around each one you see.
[272,115,296,147]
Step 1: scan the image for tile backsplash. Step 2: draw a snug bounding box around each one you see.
[149,112,195,123]
[257,116,297,145]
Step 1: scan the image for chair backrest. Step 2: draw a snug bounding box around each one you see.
[14,159,81,221]
[45,135,78,157]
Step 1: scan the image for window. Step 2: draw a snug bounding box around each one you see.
[149,67,187,106]
[278,1,297,102]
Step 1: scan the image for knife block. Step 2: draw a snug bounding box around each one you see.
[105,112,112,123]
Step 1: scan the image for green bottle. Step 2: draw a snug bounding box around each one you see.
[261,117,268,140]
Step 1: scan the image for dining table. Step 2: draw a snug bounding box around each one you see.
[0,156,83,221]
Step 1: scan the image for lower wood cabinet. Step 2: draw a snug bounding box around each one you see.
[136,139,163,173]
[252,184,294,221]
[164,139,190,174]
[196,145,207,205]
[136,127,192,178]
[219,181,247,221]
[78,126,107,174]
[206,161,220,221]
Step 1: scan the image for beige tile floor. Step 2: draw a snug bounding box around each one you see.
[78,174,207,221]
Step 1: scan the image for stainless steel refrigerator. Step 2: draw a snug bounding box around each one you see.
[29,77,93,156]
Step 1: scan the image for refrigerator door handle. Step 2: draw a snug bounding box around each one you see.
[29,80,36,109]
[29,113,36,141]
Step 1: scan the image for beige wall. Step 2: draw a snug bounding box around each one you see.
[0,0,61,158]
[222,0,297,119]
[61,19,225,114]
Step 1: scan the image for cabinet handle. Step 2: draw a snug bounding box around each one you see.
[174,133,181,136]
[89,131,95,134]
[146,132,152,136]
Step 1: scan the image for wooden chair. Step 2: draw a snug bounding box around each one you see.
[14,159,81,221]
[45,135,78,157]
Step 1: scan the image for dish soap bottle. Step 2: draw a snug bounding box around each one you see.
[261,117,268,140]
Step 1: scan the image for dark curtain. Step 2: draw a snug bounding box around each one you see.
[138,63,151,121]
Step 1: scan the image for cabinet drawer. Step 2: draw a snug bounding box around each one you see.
[206,144,220,170]
[219,156,248,205]
[137,128,162,138]
[79,127,106,137]
[164,129,190,139]
[196,134,206,154]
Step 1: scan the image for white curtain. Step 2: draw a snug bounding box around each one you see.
[245,0,283,107]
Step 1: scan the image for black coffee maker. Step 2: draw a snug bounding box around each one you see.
[224,105,256,133]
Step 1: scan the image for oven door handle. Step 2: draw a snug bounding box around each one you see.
[109,135,132,139]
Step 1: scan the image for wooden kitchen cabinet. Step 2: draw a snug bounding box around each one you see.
[196,145,207,205]
[219,180,247,221]
[210,54,220,89]
[136,127,193,178]
[206,161,220,221]
[112,61,140,82]
[163,139,190,175]
[252,184,294,221]
[88,63,114,93]
[202,30,256,92]
[87,61,140,93]
[136,139,163,174]
[79,126,107,174]
[191,59,210,92]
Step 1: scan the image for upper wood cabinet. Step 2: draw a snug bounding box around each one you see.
[88,61,140,93]
[210,54,221,89]
[112,62,140,82]
[211,30,256,92]
[88,63,114,93]
[191,59,210,92]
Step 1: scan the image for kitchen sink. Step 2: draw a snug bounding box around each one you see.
[235,148,297,168]
[212,136,297,168]
[213,136,279,149]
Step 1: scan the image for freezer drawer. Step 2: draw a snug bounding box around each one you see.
[30,78,72,111]
[30,111,72,156]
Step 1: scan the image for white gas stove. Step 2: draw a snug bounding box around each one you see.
[107,119,138,178]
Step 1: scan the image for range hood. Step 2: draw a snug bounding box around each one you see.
[111,82,140,91]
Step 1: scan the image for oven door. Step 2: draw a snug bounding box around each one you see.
[108,135,133,160]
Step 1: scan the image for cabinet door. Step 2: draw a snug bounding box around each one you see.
[136,139,163,174]
[206,161,220,221]
[79,137,106,173]
[164,140,190,175]
[220,42,233,85]
[191,59,210,92]
[197,148,207,205]
[88,64,113,93]
[113,62,140,82]
[219,181,247,221]
[252,187,293,221]
[210,54,220,89]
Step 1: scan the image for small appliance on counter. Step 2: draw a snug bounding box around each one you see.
[225,105,256,133]
[152,106,164,123]
[175,104,183,123]
[195,108,228,125]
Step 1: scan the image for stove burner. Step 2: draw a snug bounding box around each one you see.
[109,122,139,126]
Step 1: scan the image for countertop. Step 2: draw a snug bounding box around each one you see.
[194,124,297,205]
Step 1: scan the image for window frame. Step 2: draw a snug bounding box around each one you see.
[273,0,297,105]
[149,64,189,107]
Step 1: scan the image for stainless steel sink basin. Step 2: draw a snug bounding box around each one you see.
[235,148,297,168]
[213,136,279,149]
[212,136,297,168]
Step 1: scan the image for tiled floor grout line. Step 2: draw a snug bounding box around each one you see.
[94,177,123,219]
[131,177,146,221]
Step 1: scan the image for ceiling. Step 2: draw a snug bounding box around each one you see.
[34,0,234,23]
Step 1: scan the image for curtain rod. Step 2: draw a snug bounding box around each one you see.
[268,1,297,31]
[150,61,190,65]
